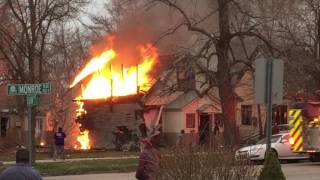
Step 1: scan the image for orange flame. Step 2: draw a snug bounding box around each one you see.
[70,49,116,88]
[76,101,86,116]
[71,44,157,99]
[76,130,91,150]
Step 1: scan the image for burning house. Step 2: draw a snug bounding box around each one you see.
[69,36,158,150]
[74,96,144,149]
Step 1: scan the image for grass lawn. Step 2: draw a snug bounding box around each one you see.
[0,150,139,162]
[0,158,138,176]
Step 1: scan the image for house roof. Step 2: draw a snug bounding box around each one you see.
[144,91,184,106]
[143,54,227,110]
[166,91,198,109]
[144,90,200,110]
[197,104,212,112]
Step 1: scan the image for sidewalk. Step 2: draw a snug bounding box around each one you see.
[2,156,139,165]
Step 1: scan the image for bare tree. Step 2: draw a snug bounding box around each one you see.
[46,24,91,147]
[274,1,320,94]
[140,0,279,146]
[0,0,88,160]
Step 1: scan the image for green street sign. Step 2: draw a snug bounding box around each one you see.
[7,83,51,96]
[26,95,37,107]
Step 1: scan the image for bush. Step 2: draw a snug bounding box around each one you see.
[259,151,285,180]
[153,146,258,180]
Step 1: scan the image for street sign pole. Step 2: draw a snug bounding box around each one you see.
[27,94,37,165]
[28,105,33,165]
[266,59,273,153]
[255,58,283,154]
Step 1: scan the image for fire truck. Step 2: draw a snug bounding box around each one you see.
[288,102,320,161]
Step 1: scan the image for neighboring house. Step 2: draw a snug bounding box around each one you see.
[143,56,224,146]
[0,83,46,149]
[0,83,23,148]
[235,71,294,141]
[143,55,297,146]
[144,90,222,146]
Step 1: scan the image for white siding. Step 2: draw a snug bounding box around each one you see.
[163,111,183,133]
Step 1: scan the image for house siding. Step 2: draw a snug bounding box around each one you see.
[0,113,24,148]
[162,111,183,133]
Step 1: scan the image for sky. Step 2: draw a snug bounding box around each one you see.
[79,0,107,25]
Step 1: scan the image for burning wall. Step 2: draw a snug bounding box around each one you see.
[75,96,143,149]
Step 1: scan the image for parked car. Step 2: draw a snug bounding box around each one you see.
[236,133,309,161]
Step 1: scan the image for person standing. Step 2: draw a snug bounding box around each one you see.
[136,137,161,180]
[53,127,66,160]
[0,149,42,180]
[214,121,220,136]
[176,129,185,146]
[190,130,198,147]
[272,122,280,135]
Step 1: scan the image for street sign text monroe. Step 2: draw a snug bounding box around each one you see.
[20,85,42,94]
[7,83,51,95]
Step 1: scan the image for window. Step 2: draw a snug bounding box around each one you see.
[35,118,43,136]
[241,105,252,125]
[272,105,288,125]
[0,117,9,137]
[135,110,144,121]
[177,65,195,91]
[186,113,195,128]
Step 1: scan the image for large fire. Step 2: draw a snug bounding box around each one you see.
[71,37,158,149]
[76,130,91,150]
[71,44,157,99]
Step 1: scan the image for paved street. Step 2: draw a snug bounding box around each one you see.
[43,162,320,180]
[282,162,320,180]
[44,172,136,180]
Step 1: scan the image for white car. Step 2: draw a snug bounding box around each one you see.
[236,133,309,161]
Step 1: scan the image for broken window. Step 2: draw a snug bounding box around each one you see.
[241,105,252,125]
[186,113,195,128]
[0,117,9,137]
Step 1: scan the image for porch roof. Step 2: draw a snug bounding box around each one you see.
[197,104,211,112]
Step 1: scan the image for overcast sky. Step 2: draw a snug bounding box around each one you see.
[79,0,107,25]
